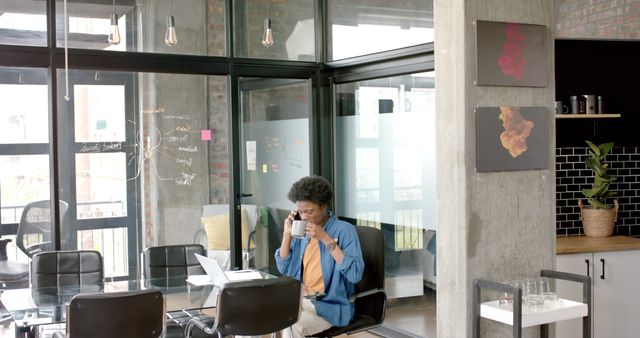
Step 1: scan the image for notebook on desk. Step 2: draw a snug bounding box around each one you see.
[187,253,262,287]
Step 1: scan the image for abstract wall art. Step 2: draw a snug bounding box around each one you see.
[475,20,548,87]
[476,106,549,172]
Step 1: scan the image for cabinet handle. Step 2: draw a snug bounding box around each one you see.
[585,259,590,277]
[600,258,605,280]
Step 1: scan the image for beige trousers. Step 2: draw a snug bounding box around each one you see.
[281,298,332,338]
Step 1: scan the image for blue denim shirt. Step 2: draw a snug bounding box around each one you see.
[275,212,364,327]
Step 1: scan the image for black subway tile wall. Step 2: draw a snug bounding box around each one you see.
[556,146,640,237]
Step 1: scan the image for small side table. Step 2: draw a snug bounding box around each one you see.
[473,270,591,338]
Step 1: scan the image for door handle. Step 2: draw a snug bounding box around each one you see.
[236,193,253,198]
[600,258,605,280]
[585,259,590,278]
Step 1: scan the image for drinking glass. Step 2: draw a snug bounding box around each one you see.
[537,277,558,302]
[524,278,544,306]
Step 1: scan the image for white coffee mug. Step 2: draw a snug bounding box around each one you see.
[291,220,307,238]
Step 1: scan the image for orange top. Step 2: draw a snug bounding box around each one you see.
[303,238,325,294]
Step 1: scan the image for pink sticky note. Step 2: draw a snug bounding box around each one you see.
[201,129,211,141]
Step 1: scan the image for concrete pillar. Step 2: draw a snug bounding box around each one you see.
[435,0,556,337]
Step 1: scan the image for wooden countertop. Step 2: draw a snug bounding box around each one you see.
[557,235,640,254]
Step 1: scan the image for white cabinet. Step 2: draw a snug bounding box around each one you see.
[556,250,640,338]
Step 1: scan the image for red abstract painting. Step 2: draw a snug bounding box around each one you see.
[475,20,547,87]
[498,23,526,80]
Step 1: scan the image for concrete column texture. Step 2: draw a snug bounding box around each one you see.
[435,0,556,337]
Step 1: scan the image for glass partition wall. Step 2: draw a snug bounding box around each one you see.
[238,78,312,274]
[54,69,229,278]
[0,0,434,292]
[335,72,436,298]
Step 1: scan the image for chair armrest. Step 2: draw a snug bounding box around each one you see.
[52,331,66,338]
[185,316,215,337]
[25,241,53,256]
[348,288,385,303]
[0,238,12,261]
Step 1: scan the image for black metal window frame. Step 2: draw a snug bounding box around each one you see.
[0,0,435,272]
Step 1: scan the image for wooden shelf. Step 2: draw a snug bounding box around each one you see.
[480,298,588,328]
[557,235,640,254]
[556,113,621,119]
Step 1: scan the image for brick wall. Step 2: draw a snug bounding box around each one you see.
[556,0,640,39]
[207,76,230,204]
[556,146,640,237]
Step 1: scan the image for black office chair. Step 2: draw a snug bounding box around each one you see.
[0,240,29,326]
[143,244,212,338]
[0,200,69,292]
[26,250,104,336]
[51,289,165,338]
[17,200,69,258]
[309,225,387,337]
[185,277,302,338]
[0,239,28,289]
[143,244,206,287]
[30,250,103,289]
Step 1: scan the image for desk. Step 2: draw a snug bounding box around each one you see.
[1,277,221,338]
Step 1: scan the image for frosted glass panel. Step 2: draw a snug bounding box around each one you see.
[335,72,435,299]
[242,118,310,210]
[336,82,436,230]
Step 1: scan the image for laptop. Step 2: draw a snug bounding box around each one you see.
[187,253,262,287]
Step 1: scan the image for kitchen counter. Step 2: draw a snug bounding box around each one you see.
[557,235,640,254]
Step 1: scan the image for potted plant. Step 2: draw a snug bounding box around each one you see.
[579,140,618,237]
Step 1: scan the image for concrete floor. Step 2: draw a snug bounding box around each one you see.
[0,288,436,338]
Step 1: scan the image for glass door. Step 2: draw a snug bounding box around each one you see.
[57,70,138,279]
[238,77,312,274]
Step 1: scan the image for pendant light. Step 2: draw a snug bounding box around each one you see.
[107,0,121,46]
[261,1,274,47]
[165,0,178,47]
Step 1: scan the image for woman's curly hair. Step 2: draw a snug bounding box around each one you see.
[287,176,333,206]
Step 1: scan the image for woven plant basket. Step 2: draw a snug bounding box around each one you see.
[579,199,619,237]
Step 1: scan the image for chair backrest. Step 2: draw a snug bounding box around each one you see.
[199,204,260,250]
[66,289,164,338]
[17,200,69,258]
[143,244,205,287]
[30,250,103,289]
[214,277,301,336]
[355,226,385,292]
[353,226,386,325]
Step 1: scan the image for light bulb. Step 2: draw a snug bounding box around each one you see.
[262,18,274,47]
[165,15,178,47]
[108,13,121,46]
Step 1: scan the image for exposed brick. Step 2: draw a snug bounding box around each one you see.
[557,0,640,39]
[557,146,640,236]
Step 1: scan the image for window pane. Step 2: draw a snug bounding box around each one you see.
[74,85,126,142]
[75,153,127,219]
[58,69,230,279]
[234,0,315,61]
[0,0,47,47]
[0,155,50,224]
[335,72,436,302]
[78,227,128,278]
[328,0,434,60]
[0,68,49,144]
[55,0,226,56]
